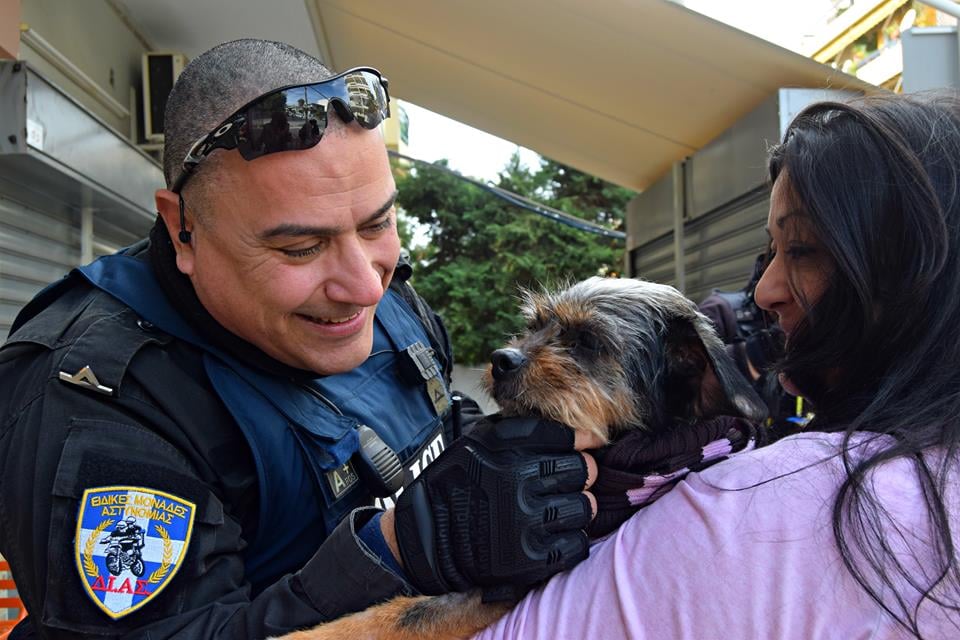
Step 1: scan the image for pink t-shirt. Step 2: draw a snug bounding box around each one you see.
[475,432,957,639]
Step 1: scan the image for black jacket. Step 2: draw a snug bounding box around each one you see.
[0,240,460,639]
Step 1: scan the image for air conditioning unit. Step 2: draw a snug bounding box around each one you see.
[142,52,187,142]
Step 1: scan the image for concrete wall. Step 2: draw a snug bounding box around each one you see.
[19,0,149,137]
[450,364,499,415]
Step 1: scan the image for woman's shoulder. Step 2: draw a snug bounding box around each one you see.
[678,429,949,540]
[477,431,953,640]
[693,430,903,489]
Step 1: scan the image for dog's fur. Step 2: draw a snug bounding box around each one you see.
[274,277,766,640]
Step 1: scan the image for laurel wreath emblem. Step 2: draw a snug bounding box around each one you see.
[148,524,174,584]
[82,519,114,578]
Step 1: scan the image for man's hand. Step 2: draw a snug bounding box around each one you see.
[386,415,598,596]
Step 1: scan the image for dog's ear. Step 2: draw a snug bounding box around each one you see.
[663,316,768,422]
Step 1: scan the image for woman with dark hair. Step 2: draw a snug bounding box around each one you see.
[473,93,959,638]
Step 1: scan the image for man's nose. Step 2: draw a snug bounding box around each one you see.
[324,238,385,306]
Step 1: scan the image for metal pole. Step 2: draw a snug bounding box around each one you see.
[920,0,960,20]
[672,160,686,293]
[919,0,960,91]
[81,203,94,265]
[917,0,960,85]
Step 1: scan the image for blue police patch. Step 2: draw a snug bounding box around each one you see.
[74,486,195,619]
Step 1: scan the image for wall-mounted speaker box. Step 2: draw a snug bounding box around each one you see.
[142,52,187,142]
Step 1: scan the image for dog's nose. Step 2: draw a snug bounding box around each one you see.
[491,348,528,380]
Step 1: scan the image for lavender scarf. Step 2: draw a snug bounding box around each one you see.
[588,416,762,538]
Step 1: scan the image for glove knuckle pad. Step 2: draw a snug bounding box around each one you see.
[530,454,587,493]
[541,493,591,532]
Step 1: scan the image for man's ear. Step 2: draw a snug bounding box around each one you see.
[155,188,196,276]
[663,316,768,422]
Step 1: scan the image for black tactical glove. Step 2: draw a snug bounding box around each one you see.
[394,414,592,599]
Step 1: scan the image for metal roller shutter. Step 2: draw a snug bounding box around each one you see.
[0,193,154,338]
[0,195,79,335]
[94,213,146,257]
[681,187,769,303]
[629,186,769,305]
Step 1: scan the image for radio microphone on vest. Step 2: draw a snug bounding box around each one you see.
[353,424,405,497]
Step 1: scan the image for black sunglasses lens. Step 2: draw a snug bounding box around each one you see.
[340,70,388,129]
[223,70,387,162]
[237,86,329,160]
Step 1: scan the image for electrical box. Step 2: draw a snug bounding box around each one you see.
[142,52,187,142]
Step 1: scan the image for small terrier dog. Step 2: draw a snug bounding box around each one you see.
[275,277,766,640]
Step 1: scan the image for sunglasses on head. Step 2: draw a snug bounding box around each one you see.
[172,67,390,194]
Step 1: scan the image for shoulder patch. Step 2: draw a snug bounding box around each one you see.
[74,486,195,619]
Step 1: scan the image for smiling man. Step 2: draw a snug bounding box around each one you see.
[161,112,402,375]
[0,40,597,639]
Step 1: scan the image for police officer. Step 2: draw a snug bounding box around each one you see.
[0,39,598,639]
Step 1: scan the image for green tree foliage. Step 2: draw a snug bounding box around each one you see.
[393,154,634,364]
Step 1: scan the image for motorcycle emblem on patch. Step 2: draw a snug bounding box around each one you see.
[74,486,195,619]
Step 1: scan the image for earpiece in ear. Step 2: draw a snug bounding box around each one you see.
[178,194,192,244]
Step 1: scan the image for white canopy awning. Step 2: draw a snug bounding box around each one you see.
[307,0,875,190]
[120,0,877,190]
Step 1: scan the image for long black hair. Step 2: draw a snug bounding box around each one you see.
[767,92,960,636]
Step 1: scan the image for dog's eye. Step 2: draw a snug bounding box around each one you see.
[576,331,602,353]
[562,328,602,355]
[526,313,548,331]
